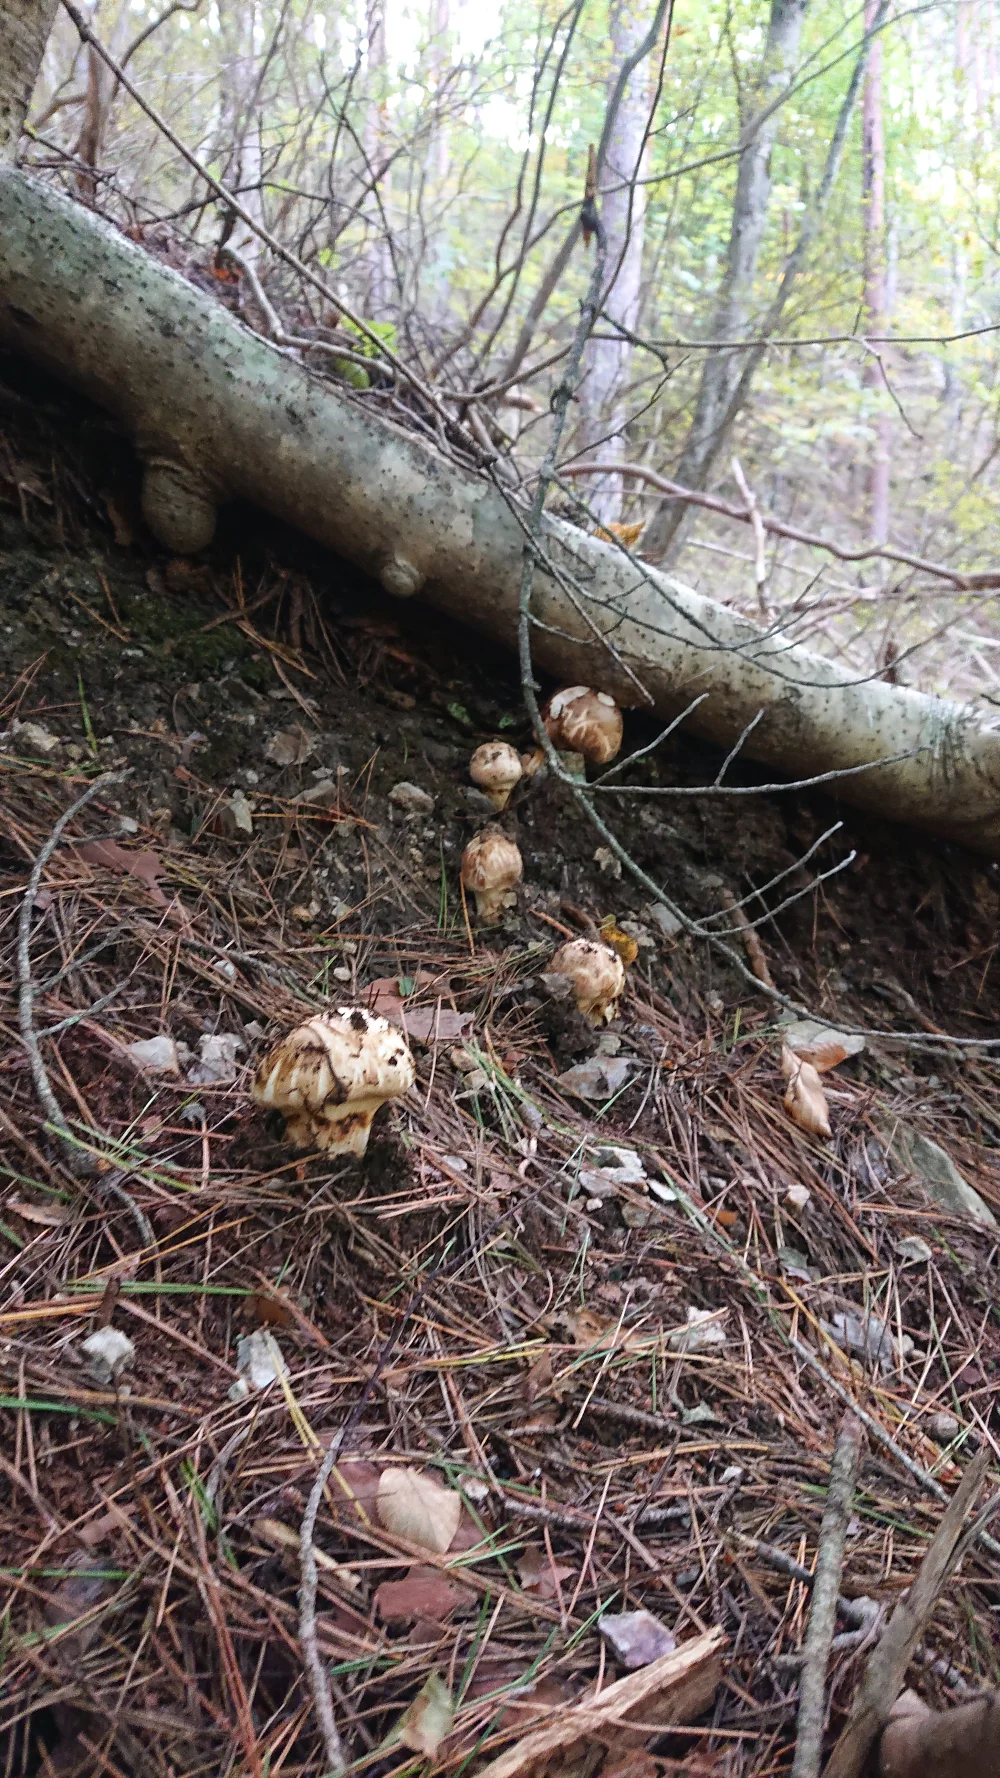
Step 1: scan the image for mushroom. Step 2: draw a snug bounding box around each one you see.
[253,1009,415,1156]
[460,829,523,923]
[542,686,623,765]
[548,938,626,1024]
[469,741,523,809]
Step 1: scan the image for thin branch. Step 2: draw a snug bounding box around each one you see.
[791,1412,863,1778]
[558,461,1000,590]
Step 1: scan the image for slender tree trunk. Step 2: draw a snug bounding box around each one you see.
[0,0,59,159]
[862,0,889,548]
[575,0,656,527]
[365,0,393,315]
[641,0,809,563]
[216,0,265,272]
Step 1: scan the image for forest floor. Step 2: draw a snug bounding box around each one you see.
[1,355,999,1778]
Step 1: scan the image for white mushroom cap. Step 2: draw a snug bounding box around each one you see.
[542,686,623,765]
[470,741,523,809]
[253,1009,415,1156]
[548,938,626,1024]
[460,829,523,923]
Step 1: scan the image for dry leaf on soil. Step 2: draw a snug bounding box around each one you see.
[376,1466,463,1553]
[781,1018,865,1073]
[375,1565,463,1623]
[781,1044,832,1138]
[393,1671,455,1756]
[75,838,168,905]
[517,1543,576,1600]
[599,1609,677,1670]
[367,975,472,1044]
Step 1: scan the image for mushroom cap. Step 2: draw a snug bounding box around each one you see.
[548,938,626,1023]
[542,686,622,764]
[253,1009,415,1123]
[470,741,523,798]
[460,829,523,895]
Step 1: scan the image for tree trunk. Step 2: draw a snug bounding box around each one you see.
[216,0,265,272]
[575,0,656,527]
[861,0,890,548]
[1,166,999,853]
[0,0,59,159]
[364,0,393,315]
[641,0,809,563]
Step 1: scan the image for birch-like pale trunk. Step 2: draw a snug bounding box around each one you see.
[1,167,999,853]
[575,0,655,527]
[0,0,58,158]
[642,0,809,563]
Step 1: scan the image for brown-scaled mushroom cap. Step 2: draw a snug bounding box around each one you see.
[460,829,523,923]
[542,686,623,765]
[469,741,523,809]
[253,1009,415,1156]
[548,938,626,1024]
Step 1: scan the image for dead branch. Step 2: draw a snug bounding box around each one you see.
[559,459,1000,590]
[824,1448,996,1778]
[790,1411,862,1778]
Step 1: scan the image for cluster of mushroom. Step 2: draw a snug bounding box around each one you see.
[253,1008,415,1156]
[460,687,623,925]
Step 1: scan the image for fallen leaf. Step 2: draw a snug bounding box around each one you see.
[781,1019,865,1072]
[781,1045,831,1138]
[666,1308,727,1353]
[367,975,472,1044]
[186,1032,244,1085]
[395,1671,454,1757]
[517,1543,575,1600]
[75,839,167,905]
[555,1056,636,1100]
[264,725,316,766]
[43,1549,110,1658]
[599,1609,677,1670]
[377,1466,463,1553]
[375,1565,463,1623]
[127,1034,181,1075]
[5,1198,69,1227]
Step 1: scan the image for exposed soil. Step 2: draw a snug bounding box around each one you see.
[2,357,999,1778]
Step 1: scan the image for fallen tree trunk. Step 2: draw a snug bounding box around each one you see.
[1,168,999,854]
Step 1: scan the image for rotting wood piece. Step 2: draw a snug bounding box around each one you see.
[2,169,1000,852]
[475,1627,725,1778]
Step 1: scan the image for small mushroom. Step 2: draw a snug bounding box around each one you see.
[542,686,623,765]
[253,1009,415,1156]
[548,938,626,1024]
[460,829,523,923]
[469,741,523,810]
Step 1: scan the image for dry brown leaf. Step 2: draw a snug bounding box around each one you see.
[517,1543,575,1600]
[75,838,167,905]
[781,1045,832,1138]
[376,1466,463,1553]
[375,1564,463,1623]
[782,1019,865,1073]
[367,975,472,1044]
[5,1198,69,1227]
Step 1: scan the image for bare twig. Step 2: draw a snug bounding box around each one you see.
[790,1411,862,1778]
[559,460,1000,590]
[825,1450,997,1778]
